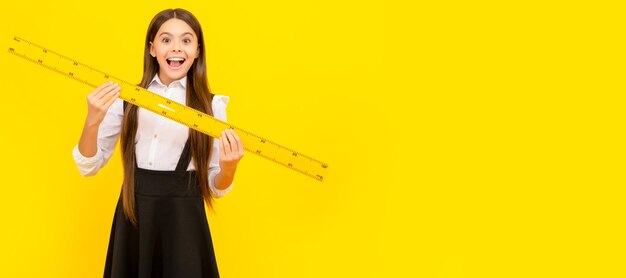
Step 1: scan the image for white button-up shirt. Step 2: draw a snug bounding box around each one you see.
[72,74,233,198]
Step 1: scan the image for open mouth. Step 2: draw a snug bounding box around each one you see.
[166,57,186,68]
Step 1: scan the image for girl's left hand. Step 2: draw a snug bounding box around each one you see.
[219,129,244,173]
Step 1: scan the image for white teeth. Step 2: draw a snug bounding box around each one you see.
[168,58,185,62]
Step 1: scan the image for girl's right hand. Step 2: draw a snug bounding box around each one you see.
[85,81,121,126]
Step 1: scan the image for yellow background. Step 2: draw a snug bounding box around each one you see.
[0,0,623,277]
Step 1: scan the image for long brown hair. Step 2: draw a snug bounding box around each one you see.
[120,8,215,225]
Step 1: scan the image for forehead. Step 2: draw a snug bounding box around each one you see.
[157,18,197,37]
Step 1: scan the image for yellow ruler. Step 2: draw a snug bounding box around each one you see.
[8,36,328,182]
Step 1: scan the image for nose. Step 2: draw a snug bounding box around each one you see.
[172,41,182,53]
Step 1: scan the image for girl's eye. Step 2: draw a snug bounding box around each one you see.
[183,38,191,44]
[162,38,171,43]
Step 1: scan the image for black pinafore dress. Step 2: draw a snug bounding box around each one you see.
[103,139,220,277]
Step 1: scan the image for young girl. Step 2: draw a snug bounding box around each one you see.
[72,8,243,277]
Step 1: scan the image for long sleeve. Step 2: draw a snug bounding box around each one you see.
[72,98,124,176]
[207,95,234,198]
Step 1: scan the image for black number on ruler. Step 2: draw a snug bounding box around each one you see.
[161,111,167,115]
[256,150,262,154]
[104,74,109,79]
[37,59,42,63]
[292,152,298,157]
[130,98,136,102]
[322,164,328,169]
[42,49,47,53]
[288,163,293,167]
[135,88,140,91]
[197,113,203,117]
[261,139,266,143]
[8,48,14,52]
[316,175,324,181]
[193,124,198,128]
[73,61,78,66]
[166,100,171,104]
[69,72,74,76]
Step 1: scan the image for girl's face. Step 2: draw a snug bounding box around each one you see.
[150,18,199,86]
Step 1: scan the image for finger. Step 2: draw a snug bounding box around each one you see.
[234,132,244,157]
[98,84,120,103]
[102,90,120,109]
[89,82,114,99]
[221,131,232,155]
[94,81,113,94]
[225,130,239,154]
[218,135,225,158]
[228,129,241,144]
[96,83,121,101]
[228,129,243,157]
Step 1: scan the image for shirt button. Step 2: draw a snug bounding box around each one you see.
[149,162,152,166]
[154,134,158,138]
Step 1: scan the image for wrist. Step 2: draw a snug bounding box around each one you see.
[219,166,236,176]
[84,117,102,128]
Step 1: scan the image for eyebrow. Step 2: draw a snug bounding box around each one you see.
[158,32,195,37]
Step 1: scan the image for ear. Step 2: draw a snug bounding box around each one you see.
[195,44,200,59]
[149,41,156,58]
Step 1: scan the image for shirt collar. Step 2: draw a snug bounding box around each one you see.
[149,74,187,89]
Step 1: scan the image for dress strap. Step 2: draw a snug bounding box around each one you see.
[175,139,193,171]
